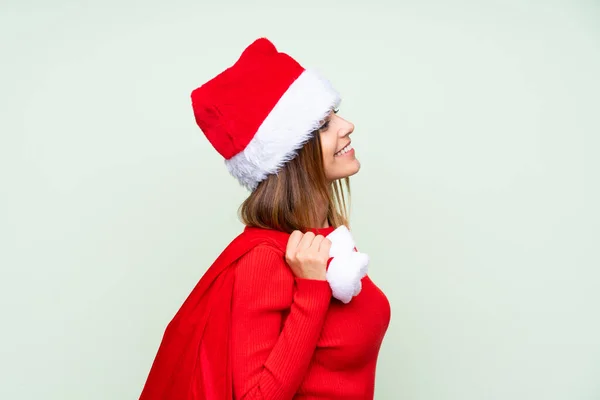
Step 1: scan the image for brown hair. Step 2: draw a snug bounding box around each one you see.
[239,131,350,233]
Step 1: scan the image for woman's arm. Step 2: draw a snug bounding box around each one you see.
[231,245,331,400]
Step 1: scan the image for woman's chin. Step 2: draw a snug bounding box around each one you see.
[327,159,361,181]
[346,158,361,175]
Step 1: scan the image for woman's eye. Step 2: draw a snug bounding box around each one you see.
[319,121,330,131]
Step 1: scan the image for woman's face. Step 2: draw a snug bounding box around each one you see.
[319,109,361,182]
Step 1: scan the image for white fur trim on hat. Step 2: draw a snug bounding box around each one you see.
[224,68,341,191]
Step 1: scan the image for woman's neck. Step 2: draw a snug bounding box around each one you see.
[319,217,330,228]
[317,204,330,228]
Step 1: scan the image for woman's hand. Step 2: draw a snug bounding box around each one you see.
[285,231,331,281]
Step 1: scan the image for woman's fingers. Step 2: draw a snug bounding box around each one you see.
[284,231,330,281]
[319,237,332,256]
[286,230,304,255]
[287,231,330,258]
[297,231,316,251]
[310,235,325,250]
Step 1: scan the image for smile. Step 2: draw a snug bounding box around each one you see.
[334,143,353,157]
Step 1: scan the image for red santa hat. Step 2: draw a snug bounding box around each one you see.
[191,37,341,191]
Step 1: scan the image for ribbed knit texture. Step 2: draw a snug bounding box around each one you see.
[230,226,391,400]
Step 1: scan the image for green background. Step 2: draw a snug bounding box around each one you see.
[1,0,599,399]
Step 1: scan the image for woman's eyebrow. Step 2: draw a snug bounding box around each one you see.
[318,112,333,126]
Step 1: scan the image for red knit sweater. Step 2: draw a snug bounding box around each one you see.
[230,226,391,400]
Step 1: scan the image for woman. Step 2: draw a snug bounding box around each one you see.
[139,37,391,400]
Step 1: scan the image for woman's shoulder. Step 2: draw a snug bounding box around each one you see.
[232,240,295,298]
[232,226,288,255]
[232,226,291,270]
[231,229,297,297]
[242,225,289,242]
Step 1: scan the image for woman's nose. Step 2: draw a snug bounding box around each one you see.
[342,120,355,136]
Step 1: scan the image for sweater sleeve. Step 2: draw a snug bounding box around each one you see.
[231,245,332,400]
